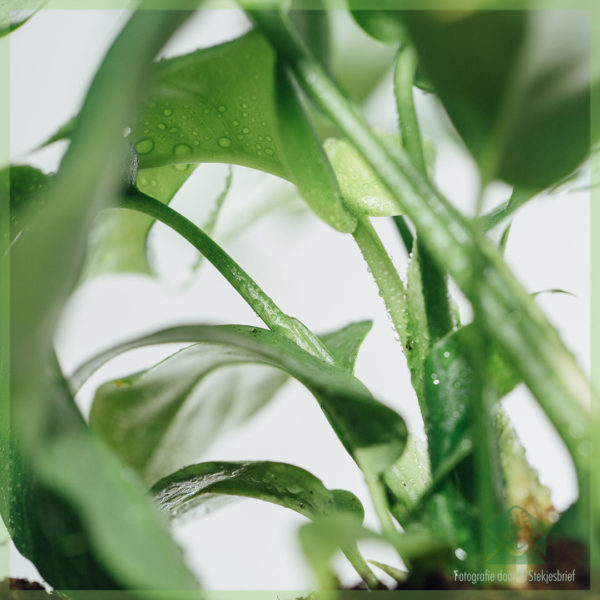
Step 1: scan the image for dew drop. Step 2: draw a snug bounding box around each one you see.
[157,122,166,130]
[173,143,192,157]
[232,120,240,127]
[455,548,467,561]
[218,136,232,148]
[174,163,189,172]
[217,105,227,113]
[264,148,274,156]
[242,127,250,134]
[242,111,249,118]
[242,102,249,109]
[443,351,451,359]
[168,127,179,133]
[237,135,244,141]
[255,143,262,150]
[432,379,440,386]
[135,138,154,155]
[163,108,173,116]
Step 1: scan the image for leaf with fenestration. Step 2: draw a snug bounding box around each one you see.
[403,11,594,188]
[76,323,404,481]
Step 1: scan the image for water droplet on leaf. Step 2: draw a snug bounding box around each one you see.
[218,137,232,148]
[135,138,154,155]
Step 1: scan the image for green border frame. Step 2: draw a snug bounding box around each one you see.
[0,1,598,598]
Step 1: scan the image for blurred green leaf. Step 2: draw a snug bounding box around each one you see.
[7,9,202,591]
[403,11,594,188]
[84,164,197,276]
[91,359,287,486]
[4,358,197,591]
[6,166,51,247]
[75,323,405,479]
[0,2,45,37]
[152,460,363,522]
[348,8,434,92]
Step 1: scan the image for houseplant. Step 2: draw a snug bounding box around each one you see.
[2,2,598,596]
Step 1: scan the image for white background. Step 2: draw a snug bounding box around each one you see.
[9,9,590,590]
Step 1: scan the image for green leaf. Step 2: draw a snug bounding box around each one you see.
[403,242,430,401]
[319,320,372,373]
[76,324,406,479]
[423,325,519,476]
[403,11,594,188]
[347,8,433,92]
[4,359,196,591]
[91,358,287,486]
[85,320,372,485]
[495,411,553,523]
[152,459,384,589]
[324,137,401,217]
[0,2,45,37]
[383,435,432,524]
[275,63,356,232]
[152,460,363,522]
[131,30,354,233]
[8,9,202,591]
[7,166,52,246]
[84,164,197,276]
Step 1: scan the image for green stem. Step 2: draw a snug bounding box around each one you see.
[479,187,538,232]
[365,474,411,568]
[394,45,452,342]
[352,217,407,348]
[341,545,381,590]
[247,9,590,516]
[120,191,334,364]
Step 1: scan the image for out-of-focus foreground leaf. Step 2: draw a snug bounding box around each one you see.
[402,10,594,188]
[0,1,45,38]
[6,9,201,591]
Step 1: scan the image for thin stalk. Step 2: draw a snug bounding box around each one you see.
[341,545,381,590]
[246,9,590,516]
[352,217,407,349]
[365,473,411,569]
[394,45,452,342]
[120,191,334,364]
